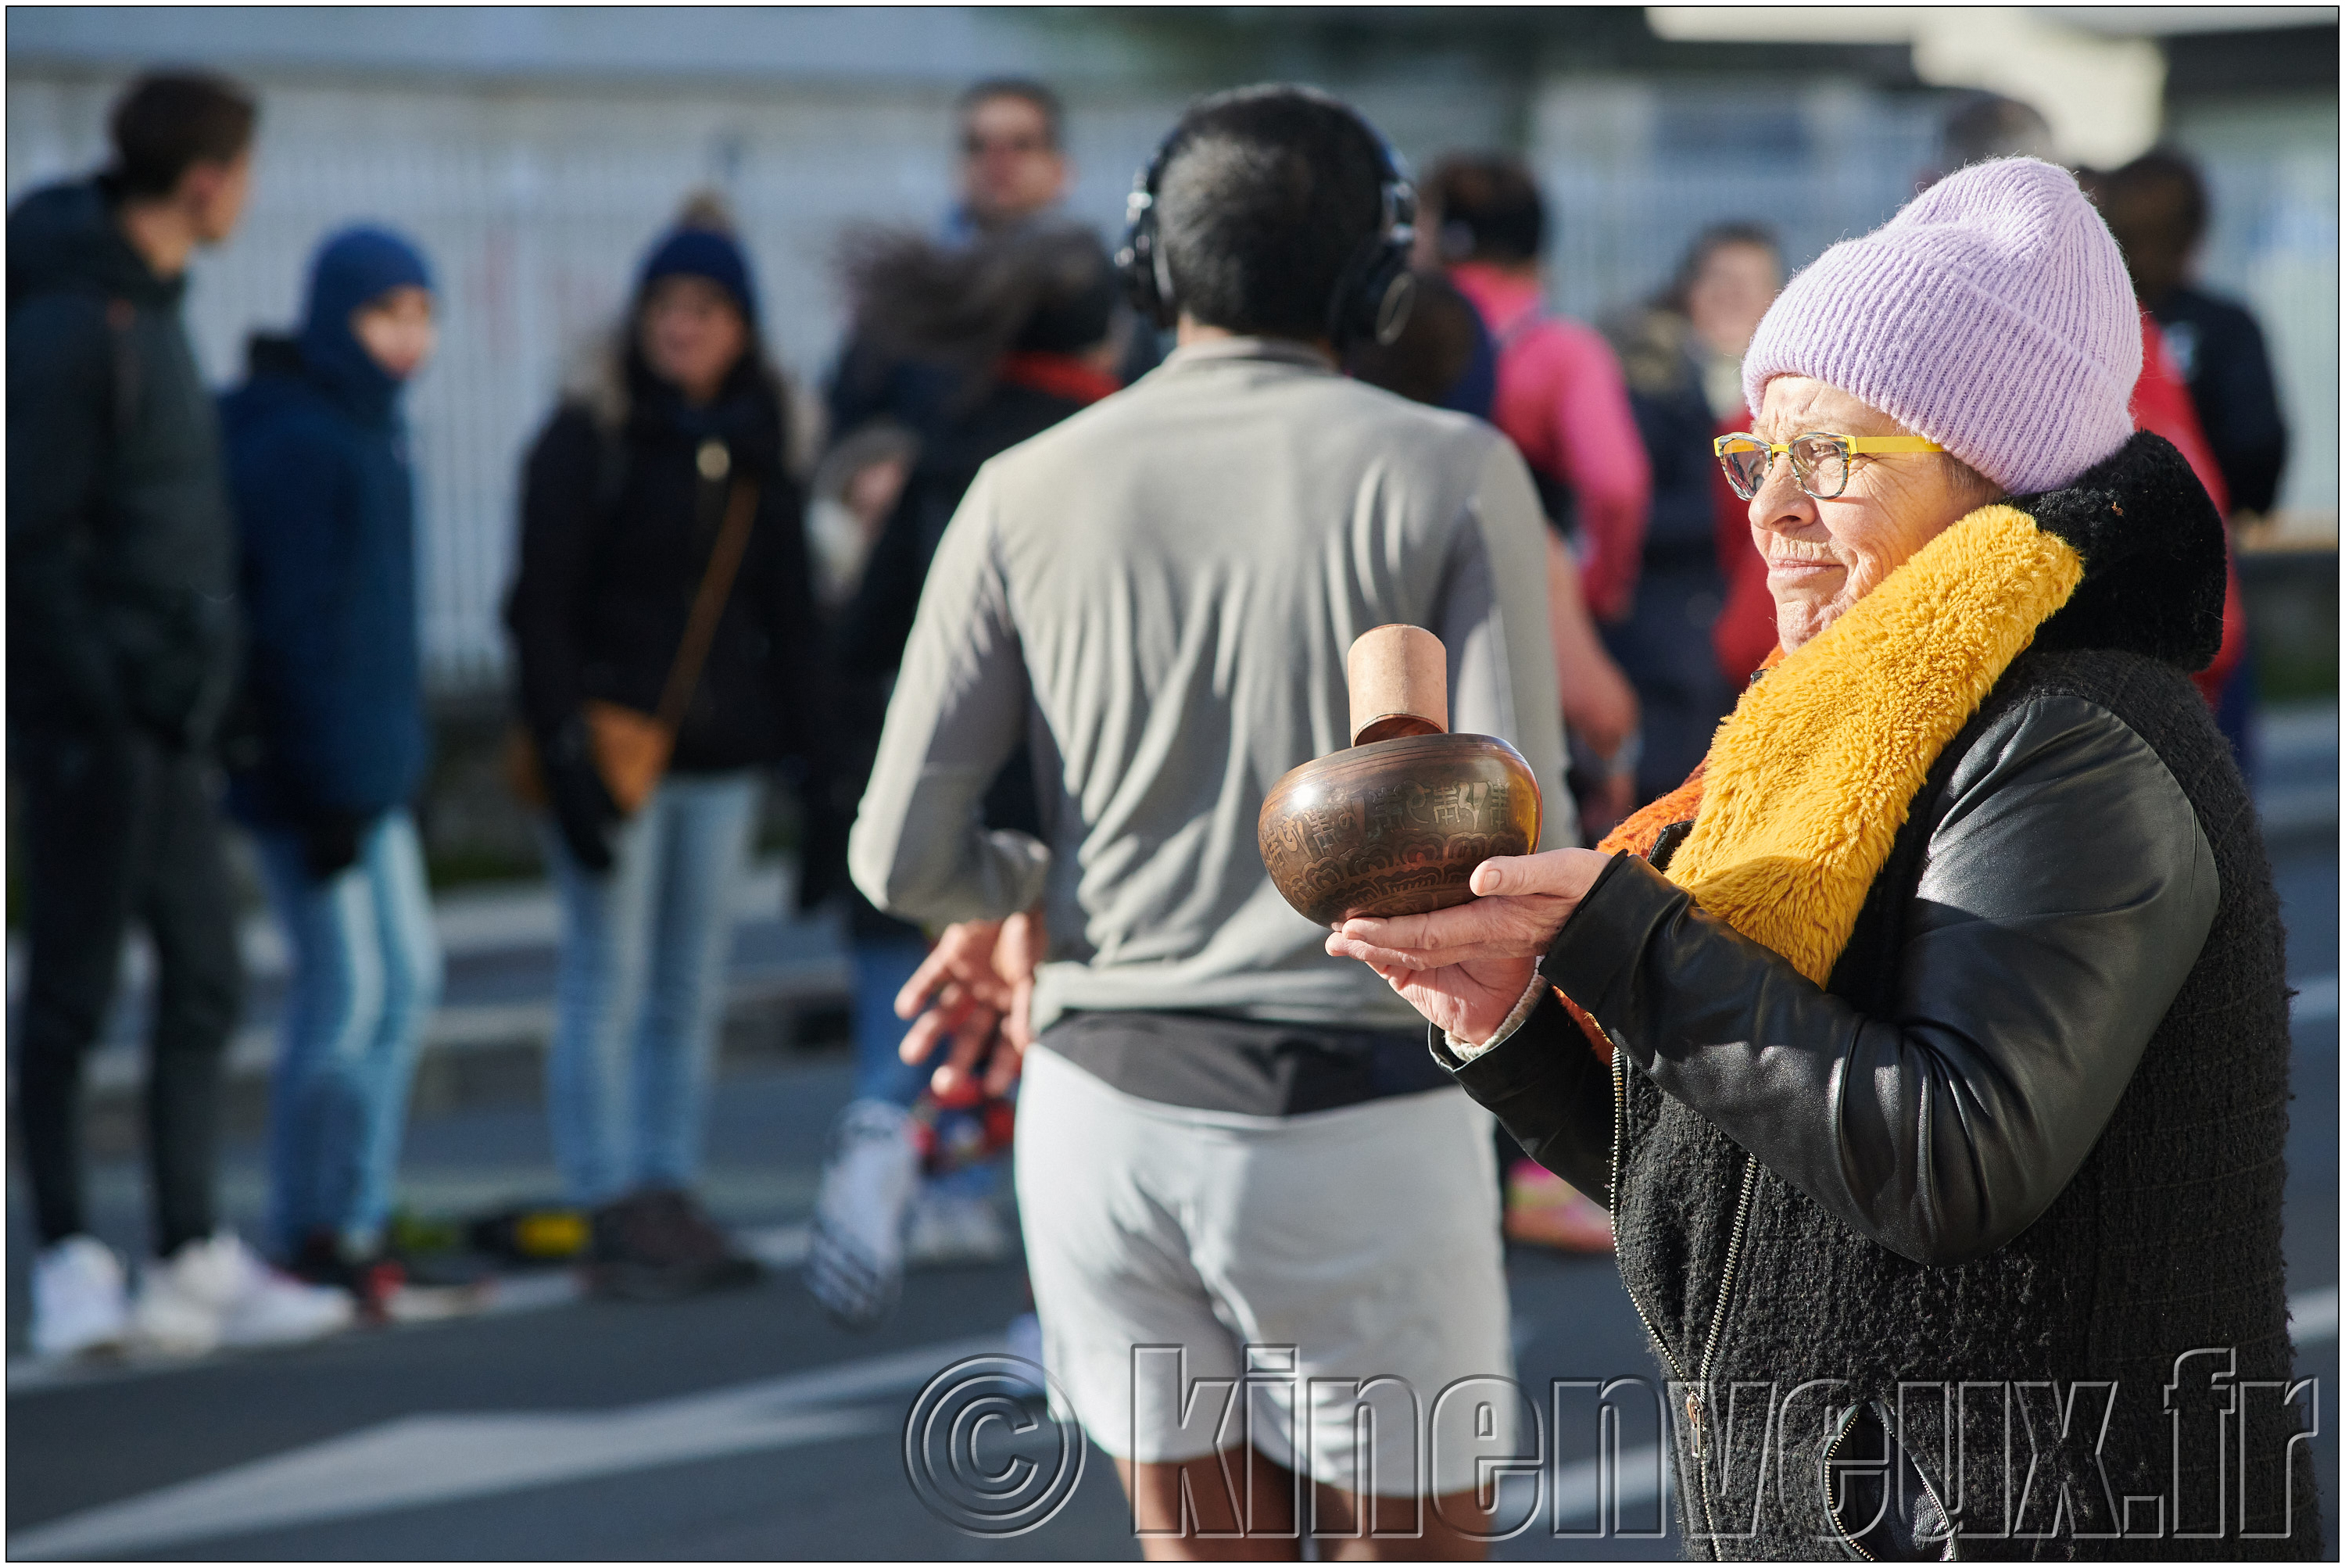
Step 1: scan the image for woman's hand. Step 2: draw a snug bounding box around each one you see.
[1323,849,1612,1044]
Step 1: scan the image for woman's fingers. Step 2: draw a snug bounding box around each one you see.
[1332,933,1521,972]
[1468,854,1537,897]
[1335,901,1555,962]
[1338,898,1514,952]
[1474,847,1613,900]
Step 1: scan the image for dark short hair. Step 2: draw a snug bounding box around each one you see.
[1427,154,1545,266]
[1154,85,1390,341]
[958,77,1065,151]
[108,71,257,198]
[1941,93,2053,168]
[2100,149,2211,260]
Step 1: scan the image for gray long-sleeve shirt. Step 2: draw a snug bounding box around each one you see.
[849,336,1572,1034]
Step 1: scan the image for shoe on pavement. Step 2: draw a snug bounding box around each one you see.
[585,1187,760,1303]
[290,1229,408,1324]
[805,1099,919,1330]
[30,1235,131,1361]
[133,1233,356,1355]
[904,1188,1011,1268]
[1502,1161,1616,1254]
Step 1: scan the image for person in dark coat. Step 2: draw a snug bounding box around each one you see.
[804,222,1121,1329]
[2099,150,2290,518]
[1602,224,1782,805]
[504,202,817,1299]
[10,73,354,1361]
[1331,159,2318,1557]
[220,224,444,1313]
[2099,149,2291,771]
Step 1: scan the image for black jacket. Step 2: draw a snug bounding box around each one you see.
[803,367,1097,925]
[1603,305,1739,801]
[505,350,817,776]
[838,374,1102,685]
[7,178,238,747]
[1446,435,2315,1557]
[2152,284,2289,516]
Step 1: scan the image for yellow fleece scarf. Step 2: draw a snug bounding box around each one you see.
[1661,504,2085,984]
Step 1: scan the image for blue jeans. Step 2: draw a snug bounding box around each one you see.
[256,809,443,1255]
[541,771,761,1206]
[853,937,933,1107]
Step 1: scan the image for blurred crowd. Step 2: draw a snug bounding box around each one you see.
[6,69,2289,1363]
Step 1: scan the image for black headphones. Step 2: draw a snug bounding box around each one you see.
[1115,97,1419,350]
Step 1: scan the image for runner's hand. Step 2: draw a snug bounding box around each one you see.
[895,908,1046,1097]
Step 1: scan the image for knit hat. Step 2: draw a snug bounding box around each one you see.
[300,224,433,413]
[639,224,758,327]
[1742,157,2140,496]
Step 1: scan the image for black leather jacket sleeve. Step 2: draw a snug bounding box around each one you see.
[1436,993,1617,1202]
[1458,693,2219,1265]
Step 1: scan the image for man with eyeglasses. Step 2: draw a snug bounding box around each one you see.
[827,79,1076,445]
[806,77,1112,1342]
[950,78,1072,241]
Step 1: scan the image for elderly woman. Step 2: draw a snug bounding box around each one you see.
[1330,159,2317,1558]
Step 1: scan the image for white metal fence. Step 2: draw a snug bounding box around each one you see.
[7,70,1183,691]
[9,66,2333,692]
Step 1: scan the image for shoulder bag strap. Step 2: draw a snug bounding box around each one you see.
[652,474,761,733]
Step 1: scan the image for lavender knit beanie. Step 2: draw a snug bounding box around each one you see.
[1742,157,2140,496]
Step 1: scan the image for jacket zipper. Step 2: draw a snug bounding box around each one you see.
[1606,1027,1761,1549]
[1821,1401,1959,1563]
[1915,1463,1953,1554]
[1821,1411,1878,1563]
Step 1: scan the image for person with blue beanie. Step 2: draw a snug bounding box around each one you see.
[220,222,445,1314]
[505,195,818,1299]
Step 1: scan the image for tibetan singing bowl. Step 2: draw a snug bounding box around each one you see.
[1258,732,1541,927]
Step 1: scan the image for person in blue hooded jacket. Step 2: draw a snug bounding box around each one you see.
[220,225,445,1311]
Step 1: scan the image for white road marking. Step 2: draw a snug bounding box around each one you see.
[2293,1287,2340,1344]
[12,1282,2337,1558]
[2291,974,2340,1025]
[9,1334,998,1559]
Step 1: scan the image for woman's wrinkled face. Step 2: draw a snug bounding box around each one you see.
[1750,376,1989,651]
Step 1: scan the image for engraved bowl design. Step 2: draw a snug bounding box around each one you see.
[1258,732,1542,927]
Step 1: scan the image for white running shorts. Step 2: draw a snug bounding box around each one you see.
[1015,1041,1517,1498]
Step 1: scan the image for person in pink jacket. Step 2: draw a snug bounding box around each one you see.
[1429,154,1652,625]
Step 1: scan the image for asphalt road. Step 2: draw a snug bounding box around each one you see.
[7,814,2337,1559]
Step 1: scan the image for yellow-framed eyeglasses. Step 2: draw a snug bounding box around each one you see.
[1713,431,1946,500]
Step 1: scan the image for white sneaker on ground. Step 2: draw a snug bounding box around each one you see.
[30,1235,131,1361]
[804,1099,919,1329]
[132,1233,354,1355]
[904,1188,1011,1268]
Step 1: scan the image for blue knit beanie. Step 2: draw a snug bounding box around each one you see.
[639,224,758,326]
[301,224,434,410]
